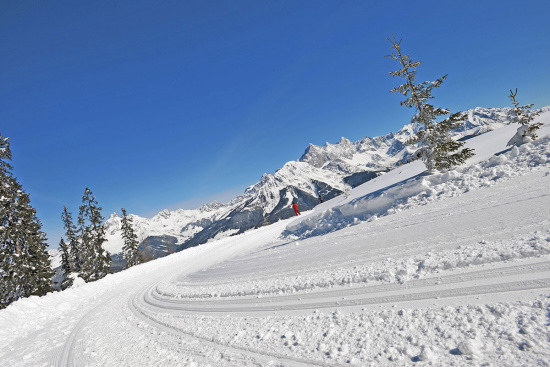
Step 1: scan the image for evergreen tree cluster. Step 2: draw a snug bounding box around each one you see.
[58,188,112,287]
[0,133,54,309]
[386,35,475,171]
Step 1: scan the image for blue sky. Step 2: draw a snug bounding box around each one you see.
[1,0,549,248]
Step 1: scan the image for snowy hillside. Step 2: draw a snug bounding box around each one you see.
[102,106,549,265]
[2,108,549,366]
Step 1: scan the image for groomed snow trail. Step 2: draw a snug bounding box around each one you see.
[2,119,550,366]
[4,166,548,366]
[123,167,549,366]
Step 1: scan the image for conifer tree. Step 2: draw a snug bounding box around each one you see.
[77,188,111,282]
[0,135,16,307]
[58,238,73,289]
[387,35,474,171]
[61,206,80,272]
[0,133,54,308]
[16,192,54,297]
[506,88,543,146]
[120,208,143,269]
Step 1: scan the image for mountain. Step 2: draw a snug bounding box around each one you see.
[102,106,549,268]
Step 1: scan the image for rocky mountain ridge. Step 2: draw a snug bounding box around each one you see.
[103,106,547,269]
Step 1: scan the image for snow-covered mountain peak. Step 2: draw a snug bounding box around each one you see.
[395,122,419,139]
[322,137,352,147]
[199,201,225,213]
[153,209,172,220]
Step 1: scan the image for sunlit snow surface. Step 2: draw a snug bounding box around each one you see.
[2,112,550,366]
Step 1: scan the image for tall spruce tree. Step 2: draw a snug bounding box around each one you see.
[120,208,143,269]
[58,238,73,289]
[387,35,474,171]
[16,192,54,297]
[77,188,111,282]
[0,133,54,309]
[61,206,80,272]
[506,88,543,146]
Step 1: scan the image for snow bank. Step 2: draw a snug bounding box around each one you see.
[283,136,550,241]
[156,229,550,299]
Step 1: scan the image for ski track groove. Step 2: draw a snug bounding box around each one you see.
[163,260,550,304]
[128,284,331,367]
[122,257,550,365]
[143,260,550,314]
[150,278,550,314]
[56,291,123,367]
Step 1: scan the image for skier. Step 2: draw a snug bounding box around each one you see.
[318,191,323,203]
[292,202,301,216]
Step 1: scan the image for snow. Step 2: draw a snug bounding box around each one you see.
[2,111,550,366]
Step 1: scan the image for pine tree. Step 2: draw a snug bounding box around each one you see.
[120,208,143,269]
[77,188,111,282]
[506,88,543,146]
[61,206,80,273]
[387,35,474,171]
[0,133,54,308]
[16,193,54,298]
[0,135,16,307]
[58,238,73,289]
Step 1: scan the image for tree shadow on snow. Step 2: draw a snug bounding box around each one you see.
[494,146,513,156]
[260,240,298,252]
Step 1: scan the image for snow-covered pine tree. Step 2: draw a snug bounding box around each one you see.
[386,35,474,171]
[506,88,543,146]
[58,238,73,289]
[77,188,111,282]
[76,201,93,282]
[15,192,54,298]
[0,135,15,307]
[61,206,80,273]
[0,133,54,308]
[120,208,143,269]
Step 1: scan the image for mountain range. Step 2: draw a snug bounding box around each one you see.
[102,106,547,270]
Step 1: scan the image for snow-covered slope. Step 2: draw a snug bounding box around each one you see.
[103,106,550,266]
[2,107,549,366]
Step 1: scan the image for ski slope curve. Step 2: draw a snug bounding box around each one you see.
[1,116,550,366]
